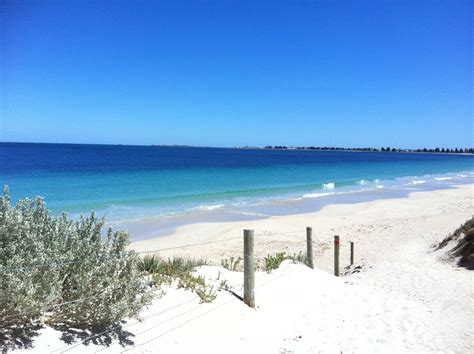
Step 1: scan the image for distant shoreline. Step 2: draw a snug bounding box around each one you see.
[241,146,474,155]
[237,146,474,156]
[1,141,473,155]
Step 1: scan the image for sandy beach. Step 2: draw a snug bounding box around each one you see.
[5,2,473,352]
[13,184,474,353]
[131,184,474,273]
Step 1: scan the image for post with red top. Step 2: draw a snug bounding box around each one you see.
[243,229,255,308]
[334,235,340,276]
[350,241,354,266]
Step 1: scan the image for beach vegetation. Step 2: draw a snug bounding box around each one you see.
[0,186,153,329]
[264,251,309,273]
[138,254,208,275]
[177,273,216,303]
[138,255,215,303]
[264,252,288,272]
[218,279,230,291]
[221,256,242,271]
[289,250,308,265]
[435,217,474,269]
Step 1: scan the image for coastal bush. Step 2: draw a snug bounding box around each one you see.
[0,187,153,328]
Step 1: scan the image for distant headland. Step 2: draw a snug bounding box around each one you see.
[238,146,474,154]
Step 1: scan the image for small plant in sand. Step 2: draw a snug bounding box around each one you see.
[288,251,308,265]
[177,273,216,303]
[264,252,288,272]
[218,279,230,291]
[221,256,242,271]
[264,251,308,273]
[138,255,215,303]
[138,255,208,276]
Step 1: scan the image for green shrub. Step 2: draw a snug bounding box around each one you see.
[0,187,153,328]
[264,251,308,273]
[264,252,288,273]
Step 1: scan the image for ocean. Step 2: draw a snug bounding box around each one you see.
[1,142,473,239]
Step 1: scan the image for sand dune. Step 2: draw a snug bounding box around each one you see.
[18,184,474,352]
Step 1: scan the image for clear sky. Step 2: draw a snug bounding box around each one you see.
[1,0,472,148]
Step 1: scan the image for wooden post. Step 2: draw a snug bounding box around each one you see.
[306,227,314,269]
[334,235,340,276]
[350,241,354,266]
[243,229,255,308]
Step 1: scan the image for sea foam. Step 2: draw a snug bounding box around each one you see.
[302,192,332,199]
[193,204,224,211]
[323,182,335,190]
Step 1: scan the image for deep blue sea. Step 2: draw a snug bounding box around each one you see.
[1,142,473,239]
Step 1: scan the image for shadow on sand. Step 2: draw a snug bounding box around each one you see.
[0,325,42,353]
[1,322,135,353]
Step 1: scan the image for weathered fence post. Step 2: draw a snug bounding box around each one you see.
[350,241,354,266]
[334,235,340,276]
[306,227,314,269]
[243,229,255,308]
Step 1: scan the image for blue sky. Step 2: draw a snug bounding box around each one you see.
[1,0,472,148]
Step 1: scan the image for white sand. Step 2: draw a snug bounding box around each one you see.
[14,185,474,352]
[131,184,474,274]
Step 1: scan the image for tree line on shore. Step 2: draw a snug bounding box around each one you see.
[258,146,474,154]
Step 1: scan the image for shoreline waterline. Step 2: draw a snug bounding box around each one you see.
[125,182,474,244]
[113,173,473,241]
[129,184,474,266]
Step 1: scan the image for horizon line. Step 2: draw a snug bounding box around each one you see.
[1,140,473,152]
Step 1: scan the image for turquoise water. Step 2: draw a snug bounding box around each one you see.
[1,143,473,237]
